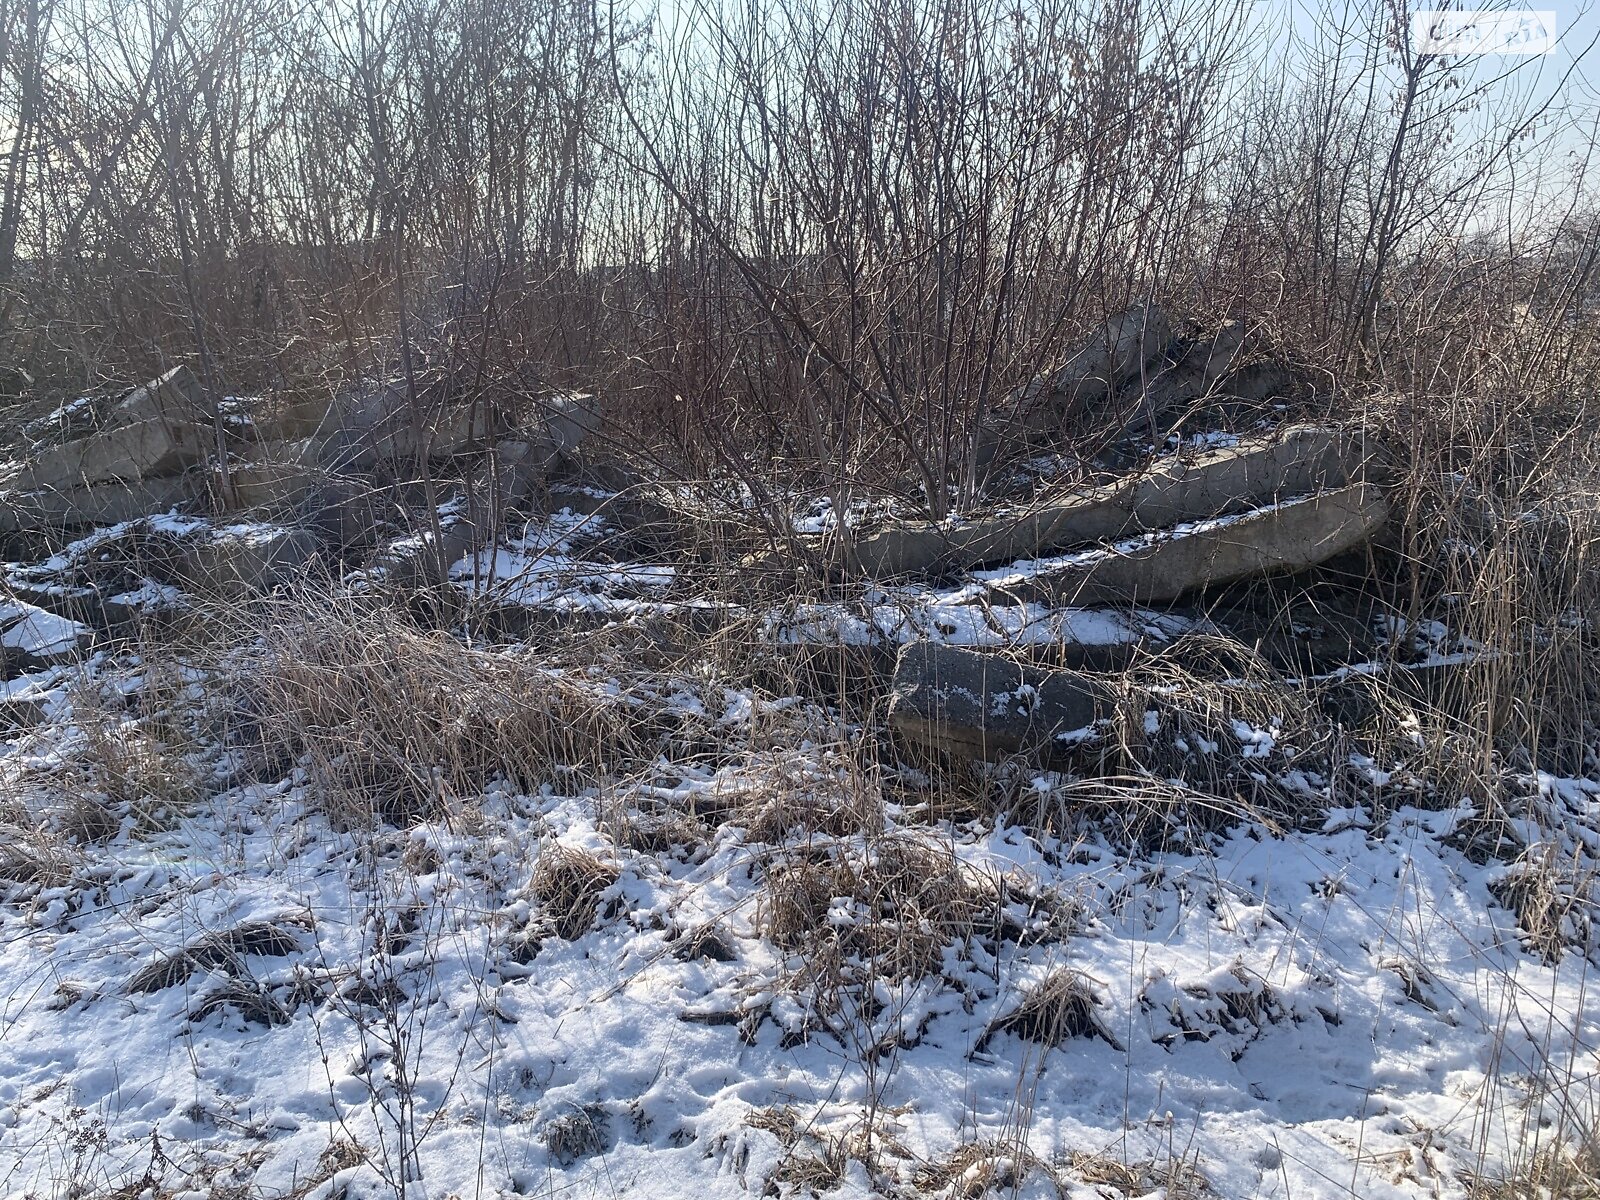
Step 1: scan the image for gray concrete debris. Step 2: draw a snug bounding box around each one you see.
[1,598,95,673]
[5,367,208,494]
[5,576,187,638]
[1010,305,1173,427]
[0,475,199,535]
[214,440,325,512]
[363,518,480,592]
[0,689,51,729]
[537,390,605,458]
[888,641,1116,760]
[847,425,1375,578]
[177,526,321,598]
[316,398,509,472]
[1119,321,1250,439]
[981,482,1391,608]
[221,393,328,444]
[1215,361,1307,404]
[315,386,601,474]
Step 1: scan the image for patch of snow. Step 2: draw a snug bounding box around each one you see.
[0,598,91,661]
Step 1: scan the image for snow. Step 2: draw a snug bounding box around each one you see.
[0,736,1593,1200]
[770,595,1189,649]
[971,494,1319,591]
[0,459,1594,1199]
[0,601,88,659]
[449,510,678,607]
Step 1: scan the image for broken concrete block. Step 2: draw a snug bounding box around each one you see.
[7,367,209,494]
[984,483,1392,608]
[118,365,206,424]
[220,393,329,444]
[491,437,561,506]
[0,475,199,534]
[1215,361,1307,404]
[847,425,1374,578]
[1,693,48,729]
[176,525,320,598]
[1119,322,1250,438]
[1212,598,1380,675]
[888,641,1115,760]
[357,436,569,591]
[0,669,65,728]
[1,598,95,672]
[318,385,514,472]
[1000,305,1172,438]
[25,367,204,445]
[7,418,204,494]
[536,390,604,457]
[208,439,323,513]
[309,389,493,473]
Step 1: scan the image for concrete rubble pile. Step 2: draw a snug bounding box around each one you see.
[881,304,1406,762]
[2,364,602,555]
[2,309,1414,762]
[0,368,607,674]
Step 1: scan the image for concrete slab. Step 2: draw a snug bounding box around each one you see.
[983,482,1392,607]
[888,641,1116,760]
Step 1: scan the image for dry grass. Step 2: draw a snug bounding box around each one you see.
[912,1139,1050,1198]
[239,594,639,824]
[745,1104,912,1196]
[125,914,315,994]
[0,812,76,888]
[1491,845,1596,965]
[539,1104,613,1167]
[529,844,620,941]
[978,967,1121,1052]
[3,682,202,847]
[694,750,883,844]
[1066,1148,1212,1198]
[758,832,1012,994]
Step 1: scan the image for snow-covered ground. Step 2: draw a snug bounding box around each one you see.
[1,492,1596,1200]
[1,649,1596,1200]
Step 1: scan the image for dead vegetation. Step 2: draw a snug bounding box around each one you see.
[239,597,639,823]
[126,914,315,995]
[1,0,1598,1194]
[757,833,1017,993]
[528,844,620,941]
[978,968,1121,1052]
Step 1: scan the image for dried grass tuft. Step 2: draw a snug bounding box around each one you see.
[530,844,620,940]
[979,967,1121,1051]
[241,596,637,823]
[758,832,1013,1013]
[1491,845,1595,965]
[913,1139,1050,1199]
